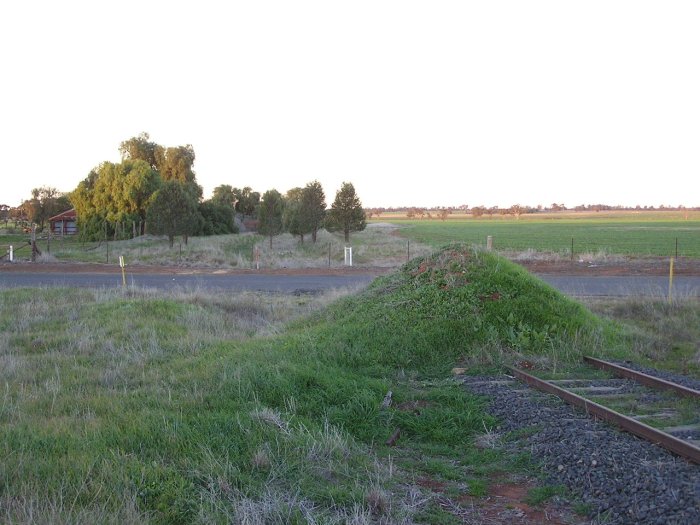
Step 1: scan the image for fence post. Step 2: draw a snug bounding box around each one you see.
[668,257,674,303]
[31,225,37,262]
[571,237,574,262]
[486,235,493,251]
[119,256,126,287]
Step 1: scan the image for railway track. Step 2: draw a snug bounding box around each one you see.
[506,357,700,464]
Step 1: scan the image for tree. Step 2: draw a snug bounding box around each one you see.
[0,204,10,227]
[300,180,326,243]
[283,187,310,243]
[198,201,238,235]
[510,204,524,219]
[258,189,285,247]
[119,132,159,170]
[155,145,196,184]
[120,133,197,187]
[211,184,237,209]
[471,206,486,218]
[146,181,201,247]
[437,209,450,221]
[233,187,260,217]
[326,182,366,242]
[23,187,71,231]
[70,160,161,239]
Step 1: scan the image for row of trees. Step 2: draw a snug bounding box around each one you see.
[256,181,366,247]
[31,133,367,247]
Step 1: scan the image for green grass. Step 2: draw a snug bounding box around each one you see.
[585,297,700,378]
[0,246,635,522]
[383,215,700,257]
[524,485,569,506]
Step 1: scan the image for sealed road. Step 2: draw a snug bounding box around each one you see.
[0,269,698,297]
[537,275,699,298]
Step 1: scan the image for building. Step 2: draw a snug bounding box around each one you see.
[48,209,78,235]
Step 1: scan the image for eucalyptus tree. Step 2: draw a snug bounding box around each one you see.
[233,187,261,218]
[70,160,160,238]
[211,184,238,209]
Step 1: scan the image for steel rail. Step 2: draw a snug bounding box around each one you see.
[506,366,700,465]
[583,356,700,400]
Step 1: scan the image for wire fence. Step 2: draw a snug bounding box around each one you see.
[444,234,698,259]
[1,228,699,264]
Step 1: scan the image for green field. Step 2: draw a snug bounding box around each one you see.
[378,212,700,258]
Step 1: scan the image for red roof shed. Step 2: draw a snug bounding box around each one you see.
[48,209,78,235]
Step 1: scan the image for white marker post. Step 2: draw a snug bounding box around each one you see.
[9,245,13,262]
[119,256,126,287]
[344,247,353,266]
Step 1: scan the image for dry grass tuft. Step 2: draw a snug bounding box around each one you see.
[250,407,290,435]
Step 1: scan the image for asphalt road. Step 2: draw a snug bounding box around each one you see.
[0,270,698,297]
[537,274,699,298]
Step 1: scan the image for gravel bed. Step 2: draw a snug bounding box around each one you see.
[613,361,700,392]
[464,376,700,525]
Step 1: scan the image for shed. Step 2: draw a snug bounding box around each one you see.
[48,208,78,235]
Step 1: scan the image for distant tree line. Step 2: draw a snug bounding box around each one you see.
[255,180,366,246]
[363,203,698,220]
[13,133,367,247]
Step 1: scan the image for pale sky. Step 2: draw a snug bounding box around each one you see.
[1,1,698,209]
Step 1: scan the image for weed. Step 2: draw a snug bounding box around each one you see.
[524,484,569,506]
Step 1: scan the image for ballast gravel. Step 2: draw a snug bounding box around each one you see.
[463,376,700,525]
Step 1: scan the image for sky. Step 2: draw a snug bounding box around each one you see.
[1,1,698,209]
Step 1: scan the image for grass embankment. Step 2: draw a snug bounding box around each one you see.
[1,246,621,523]
[383,212,700,258]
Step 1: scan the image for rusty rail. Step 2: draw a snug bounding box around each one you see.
[583,356,700,400]
[506,366,700,465]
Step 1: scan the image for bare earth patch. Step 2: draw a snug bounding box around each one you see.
[465,480,582,525]
[421,473,587,524]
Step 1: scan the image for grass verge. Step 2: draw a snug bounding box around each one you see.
[1,245,630,523]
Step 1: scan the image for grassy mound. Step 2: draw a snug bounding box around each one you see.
[307,244,613,374]
[0,246,619,523]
